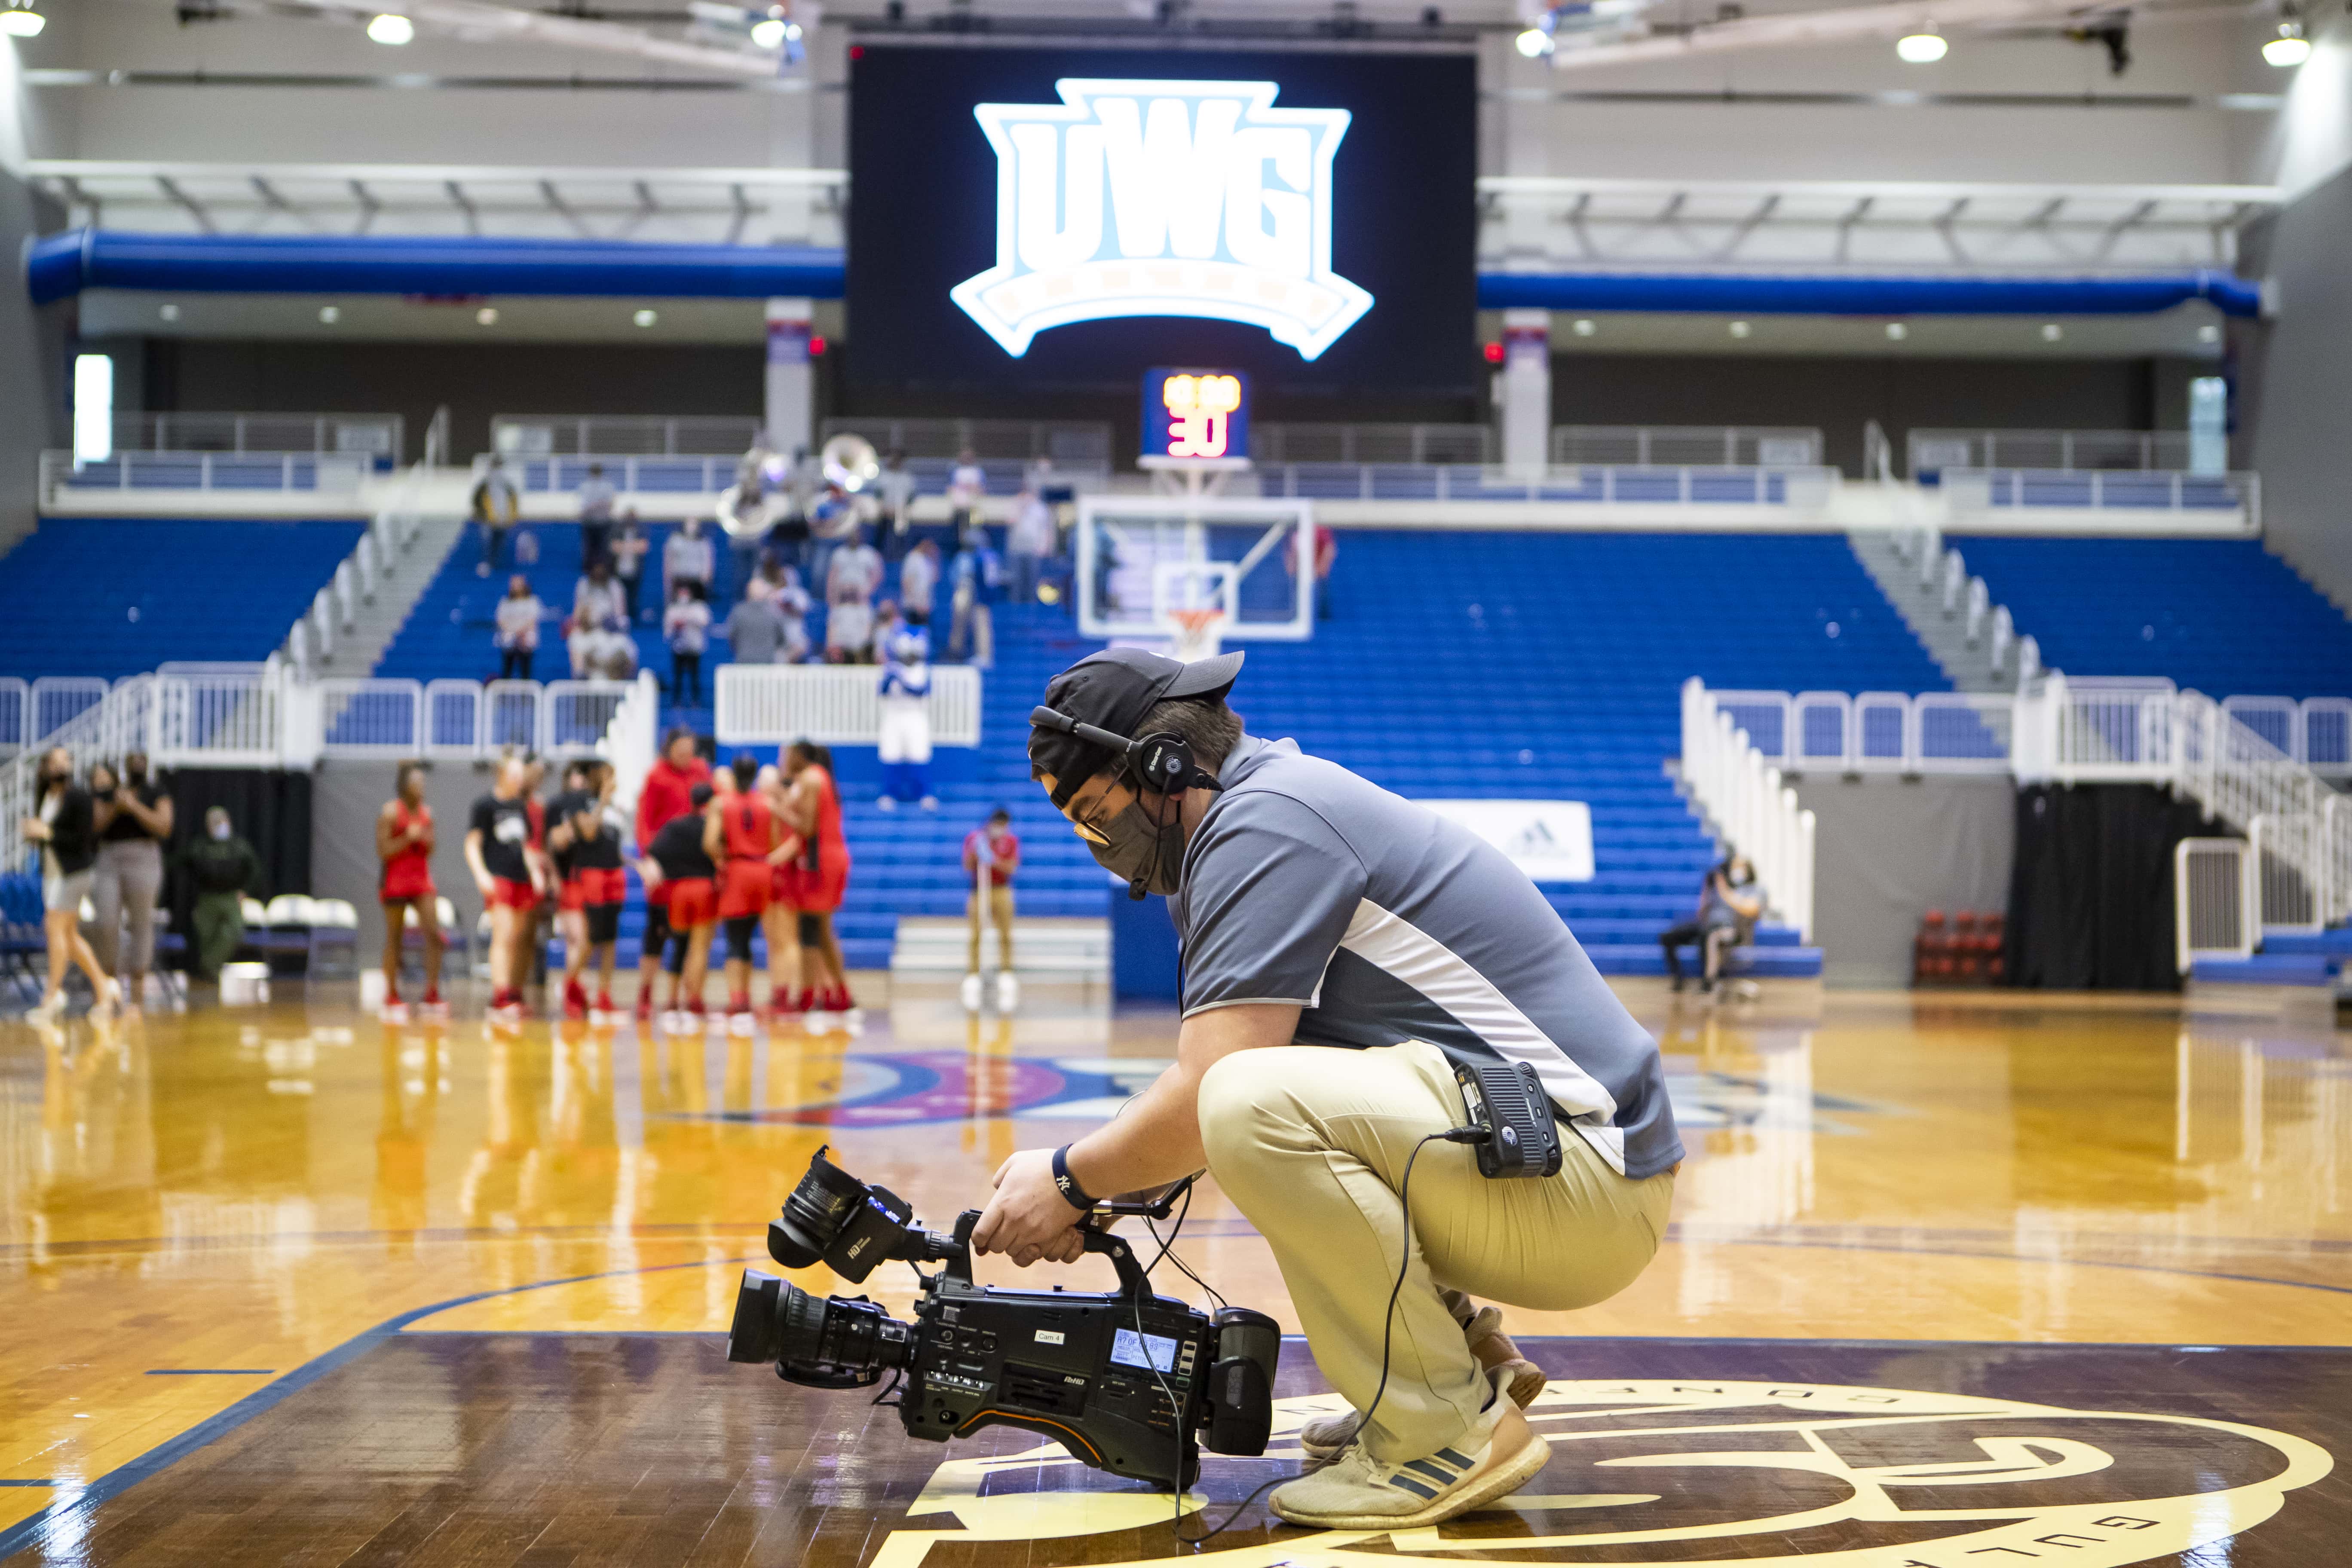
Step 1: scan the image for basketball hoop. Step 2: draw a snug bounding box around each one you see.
[1165,606,1227,662]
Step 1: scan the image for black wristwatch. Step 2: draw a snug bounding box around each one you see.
[1050,1145,1099,1213]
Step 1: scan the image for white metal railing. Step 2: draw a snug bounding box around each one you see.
[2249,813,2323,934]
[1887,527,2037,687]
[2175,838,2254,974]
[283,475,428,680]
[1255,423,1494,465]
[544,680,634,754]
[2305,698,2352,776]
[1259,463,1838,508]
[111,412,403,465]
[1678,677,1816,941]
[1937,467,2260,527]
[494,415,764,458]
[1910,428,2196,476]
[1553,426,1823,468]
[817,417,1113,466]
[30,677,110,745]
[0,677,26,756]
[1697,684,2016,776]
[317,677,425,756]
[715,664,983,747]
[41,450,370,499]
[603,673,662,818]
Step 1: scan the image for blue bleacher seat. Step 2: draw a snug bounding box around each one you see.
[1955,536,2352,702]
[0,518,368,681]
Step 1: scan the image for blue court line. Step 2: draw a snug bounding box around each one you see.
[145,1369,275,1376]
[0,1482,53,1489]
[3,1239,2346,1562]
[0,1253,760,1564]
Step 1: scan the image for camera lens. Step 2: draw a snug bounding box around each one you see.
[727,1270,786,1364]
[770,1148,873,1268]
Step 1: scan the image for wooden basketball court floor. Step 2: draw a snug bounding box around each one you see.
[1,982,2345,1565]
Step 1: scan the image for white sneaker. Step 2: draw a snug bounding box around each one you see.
[996,971,1020,1013]
[959,973,983,1012]
[27,993,66,1024]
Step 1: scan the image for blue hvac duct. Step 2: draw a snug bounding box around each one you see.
[25,228,2261,319]
[25,228,847,306]
[1475,267,2263,319]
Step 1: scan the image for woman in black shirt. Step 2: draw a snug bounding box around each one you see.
[91,749,174,1013]
[20,747,119,1022]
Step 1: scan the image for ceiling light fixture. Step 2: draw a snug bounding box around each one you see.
[2040,323,2063,342]
[476,306,498,326]
[633,309,658,328]
[1728,320,1752,338]
[319,305,341,324]
[366,12,415,43]
[1885,322,1908,340]
[2263,16,2312,66]
[1896,22,1947,61]
[0,3,45,36]
[1573,318,1597,337]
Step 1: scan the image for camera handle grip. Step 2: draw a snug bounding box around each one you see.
[945,1210,1156,1301]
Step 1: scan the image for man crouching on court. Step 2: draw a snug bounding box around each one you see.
[973,646,1681,1531]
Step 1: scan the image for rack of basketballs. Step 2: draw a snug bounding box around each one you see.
[1914,909,2006,987]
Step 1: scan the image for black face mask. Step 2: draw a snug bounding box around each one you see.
[125,765,146,785]
[1082,797,1188,898]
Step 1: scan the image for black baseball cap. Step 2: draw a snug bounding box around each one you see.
[1028,647,1244,805]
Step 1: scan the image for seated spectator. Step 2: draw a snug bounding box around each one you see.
[177,805,265,983]
[826,524,885,664]
[589,613,638,681]
[494,576,543,682]
[721,577,791,666]
[1660,854,1763,996]
[665,515,715,603]
[570,560,626,678]
[665,582,711,704]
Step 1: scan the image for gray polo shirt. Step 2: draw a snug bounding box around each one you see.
[1173,734,1682,1179]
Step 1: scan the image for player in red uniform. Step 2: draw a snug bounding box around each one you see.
[637,781,719,1022]
[375,761,445,1022]
[631,728,710,1020]
[466,752,547,1017]
[704,753,786,1023]
[549,759,627,1019]
[777,739,855,1014]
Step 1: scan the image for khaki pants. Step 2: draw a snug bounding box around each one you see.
[966,883,1014,974]
[1198,1040,1672,1467]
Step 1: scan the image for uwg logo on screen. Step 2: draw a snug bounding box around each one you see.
[949,79,1373,360]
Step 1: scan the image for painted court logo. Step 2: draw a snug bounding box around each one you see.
[873,1380,2332,1568]
[950,79,1373,360]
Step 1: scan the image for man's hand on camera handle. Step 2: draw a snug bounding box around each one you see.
[968,1002,1299,1269]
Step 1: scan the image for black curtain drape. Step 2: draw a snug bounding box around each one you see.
[2004,782,2220,991]
[159,769,313,968]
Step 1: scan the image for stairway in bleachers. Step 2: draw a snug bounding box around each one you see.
[0,517,368,680]
[1954,536,2352,700]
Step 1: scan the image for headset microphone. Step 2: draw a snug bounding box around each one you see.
[1032,704,1221,901]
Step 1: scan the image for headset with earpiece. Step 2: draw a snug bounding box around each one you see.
[1030,705,1223,900]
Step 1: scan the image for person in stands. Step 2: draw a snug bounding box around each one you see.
[21,748,117,1022]
[665,582,712,704]
[665,515,715,604]
[466,752,546,1019]
[1007,487,1056,606]
[494,576,542,682]
[90,749,172,1013]
[825,524,885,664]
[610,509,650,625]
[637,780,719,1023]
[900,536,940,633]
[775,739,854,1014]
[178,805,264,985]
[630,726,712,1023]
[721,577,790,667]
[1659,854,1763,995]
[877,448,916,558]
[577,462,618,569]
[473,456,521,577]
[946,446,987,540]
[961,805,1020,1014]
[376,761,445,1021]
[548,759,626,1019]
[947,529,1002,669]
[570,560,626,679]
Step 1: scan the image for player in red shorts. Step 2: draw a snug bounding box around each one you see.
[375,761,445,1022]
[465,752,546,1017]
[777,739,855,1014]
[549,759,628,1019]
[638,781,719,1022]
[631,728,710,1020]
[704,753,787,1023]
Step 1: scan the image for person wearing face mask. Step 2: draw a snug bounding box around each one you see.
[175,805,265,983]
[1659,854,1764,997]
[90,750,174,1013]
[974,646,1682,1534]
[21,747,119,1022]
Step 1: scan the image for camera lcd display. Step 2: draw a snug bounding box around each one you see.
[847,44,1478,397]
[1110,1327,1181,1373]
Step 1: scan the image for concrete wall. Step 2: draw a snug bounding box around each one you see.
[1794,773,2015,990]
[2241,169,2352,613]
[310,759,502,973]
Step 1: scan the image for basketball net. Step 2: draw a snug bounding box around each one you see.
[1165,606,1227,662]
